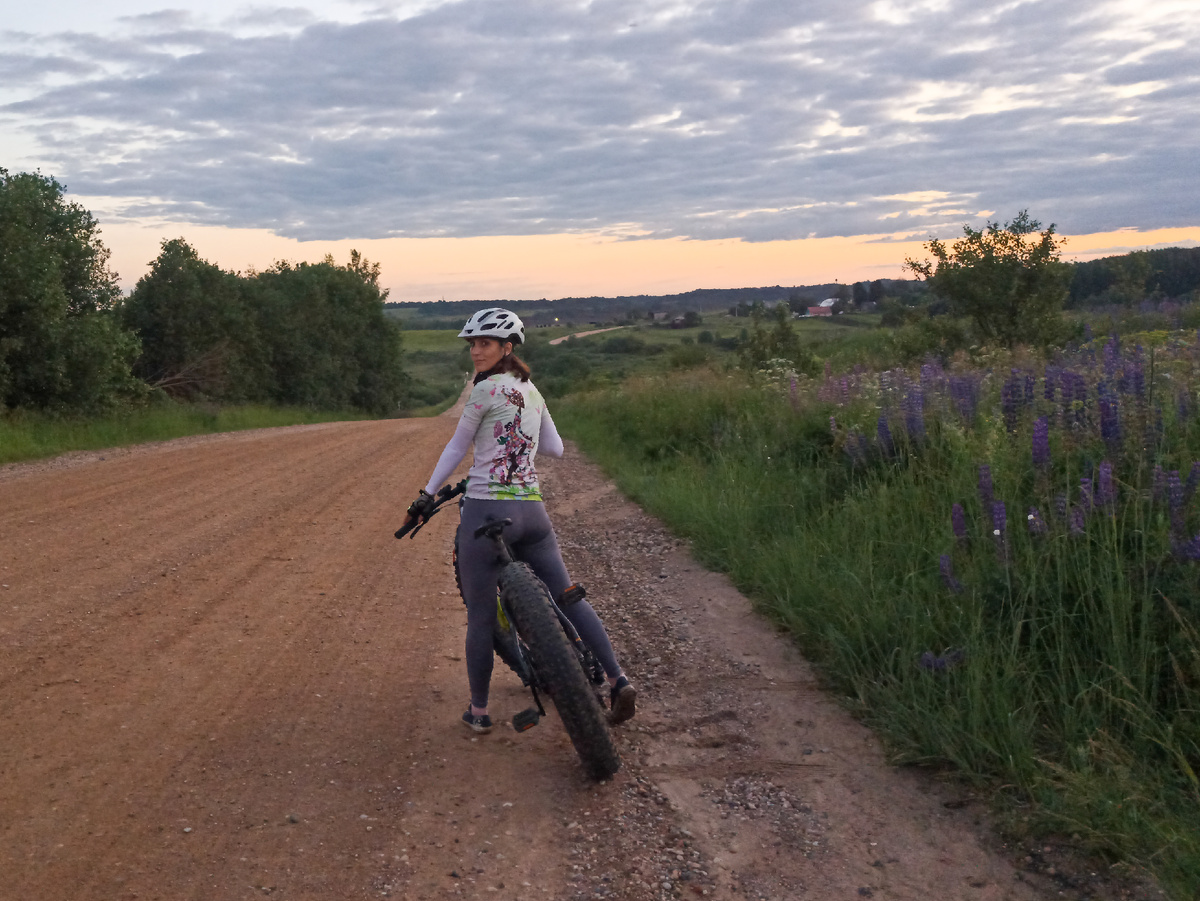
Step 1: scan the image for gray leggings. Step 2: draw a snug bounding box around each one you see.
[457,497,622,709]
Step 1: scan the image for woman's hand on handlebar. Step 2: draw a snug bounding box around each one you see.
[395,480,466,540]
[407,489,437,521]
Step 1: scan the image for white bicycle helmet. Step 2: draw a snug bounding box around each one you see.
[458,308,525,345]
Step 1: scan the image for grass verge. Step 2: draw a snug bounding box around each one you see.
[0,402,369,467]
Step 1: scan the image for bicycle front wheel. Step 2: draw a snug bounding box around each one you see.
[498,562,620,780]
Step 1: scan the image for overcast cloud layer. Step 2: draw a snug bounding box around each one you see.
[1,0,1196,243]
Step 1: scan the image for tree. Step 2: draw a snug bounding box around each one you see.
[787,292,815,314]
[250,254,406,414]
[904,211,1071,347]
[852,282,869,307]
[122,239,267,399]
[738,303,816,374]
[0,169,141,411]
[121,243,407,414]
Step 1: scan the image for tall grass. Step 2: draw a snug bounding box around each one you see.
[0,402,368,467]
[557,334,1200,897]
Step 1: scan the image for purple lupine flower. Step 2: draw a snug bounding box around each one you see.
[904,388,925,442]
[1060,370,1087,427]
[949,376,979,422]
[1001,374,1022,431]
[977,465,994,511]
[1043,367,1058,403]
[1098,383,1122,453]
[829,415,837,437]
[1024,374,1035,406]
[1168,470,1185,536]
[1080,477,1094,511]
[939,554,964,594]
[951,503,968,543]
[1027,507,1047,535]
[1097,461,1116,507]
[1074,372,1091,406]
[840,376,850,406]
[1130,346,1146,400]
[921,360,941,389]
[992,501,1007,536]
[1184,462,1200,504]
[1103,336,1120,377]
[1032,417,1050,470]
[876,413,894,455]
[1070,506,1086,536]
[1168,470,1184,509]
[1055,493,1068,520]
[1172,534,1200,561]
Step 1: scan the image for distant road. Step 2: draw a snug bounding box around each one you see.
[548,325,627,345]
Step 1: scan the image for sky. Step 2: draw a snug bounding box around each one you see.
[2,0,1198,301]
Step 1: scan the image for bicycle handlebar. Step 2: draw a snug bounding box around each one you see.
[394,480,467,539]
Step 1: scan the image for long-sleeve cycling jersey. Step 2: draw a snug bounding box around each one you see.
[423,372,564,500]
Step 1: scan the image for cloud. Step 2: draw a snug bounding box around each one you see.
[1,0,1196,242]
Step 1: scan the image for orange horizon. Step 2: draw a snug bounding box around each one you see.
[96,220,1200,303]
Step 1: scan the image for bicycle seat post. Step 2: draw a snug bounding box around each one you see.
[474,518,515,565]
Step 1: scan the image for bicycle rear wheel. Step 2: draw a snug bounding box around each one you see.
[499,562,620,780]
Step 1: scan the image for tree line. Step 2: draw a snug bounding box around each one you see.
[1,169,407,416]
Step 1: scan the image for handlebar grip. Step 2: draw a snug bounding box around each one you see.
[394,520,416,539]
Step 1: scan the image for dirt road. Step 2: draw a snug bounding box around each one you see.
[0,413,1133,900]
[548,327,626,346]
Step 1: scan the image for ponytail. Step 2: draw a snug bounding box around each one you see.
[497,352,531,381]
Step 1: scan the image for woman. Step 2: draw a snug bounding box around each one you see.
[403,308,636,734]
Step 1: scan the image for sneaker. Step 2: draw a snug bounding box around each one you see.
[462,708,493,734]
[608,675,636,725]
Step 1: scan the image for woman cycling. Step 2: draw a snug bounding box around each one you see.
[403,308,636,735]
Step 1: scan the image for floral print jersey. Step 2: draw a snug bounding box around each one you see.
[461,373,548,500]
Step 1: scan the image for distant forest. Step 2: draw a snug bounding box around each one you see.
[1067,246,1200,307]
[388,246,1200,328]
[386,279,917,328]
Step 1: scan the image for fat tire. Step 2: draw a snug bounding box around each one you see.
[499,562,620,780]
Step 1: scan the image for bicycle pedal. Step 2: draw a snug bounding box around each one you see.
[512,708,540,732]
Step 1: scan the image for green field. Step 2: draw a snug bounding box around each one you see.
[398,312,884,407]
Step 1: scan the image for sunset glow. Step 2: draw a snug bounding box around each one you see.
[96,222,1200,303]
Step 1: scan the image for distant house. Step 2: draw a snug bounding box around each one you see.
[807,306,833,317]
[670,316,688,328]
[818,298,838,308]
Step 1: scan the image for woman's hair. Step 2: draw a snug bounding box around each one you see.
[496,350,531,381]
